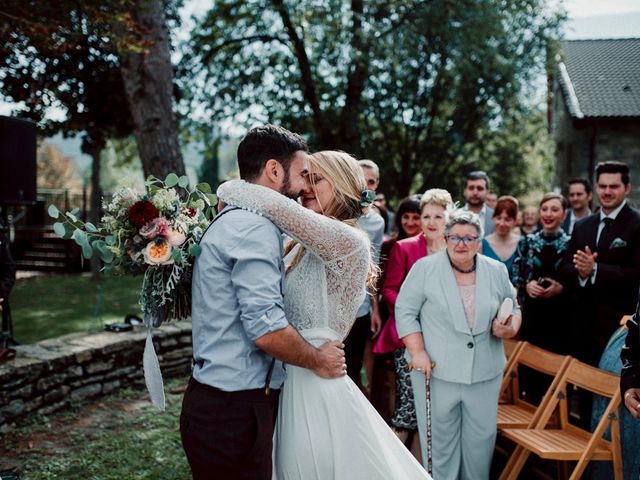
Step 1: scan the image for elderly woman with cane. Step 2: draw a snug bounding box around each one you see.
[395,210,521,479]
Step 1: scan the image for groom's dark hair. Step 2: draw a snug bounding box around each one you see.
[237,124,308,180]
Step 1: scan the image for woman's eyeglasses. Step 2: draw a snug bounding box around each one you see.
[446,235,479,246]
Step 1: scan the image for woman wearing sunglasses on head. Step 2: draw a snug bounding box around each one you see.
[395,209,521,480]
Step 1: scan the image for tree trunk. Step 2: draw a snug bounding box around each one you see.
[338,0,368,154]
[118,0,185,180]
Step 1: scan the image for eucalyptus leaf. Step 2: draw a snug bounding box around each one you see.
[101,249,115,263]
[105,235,117,246]
[53,222,67,238]
[72,229,89,246]
[196,182,211,193]
[188,244,202,257]
[205,193,217,206]
[188,192,199,204]
[48,204,60,219]
[70,208,80,217]
[67,212,78,223]
[165,173,179,187]
[81,243,93,259]
[85,222,98,233]
[93,240,106,253]
[172,248,183,263]
[178,176,189,188]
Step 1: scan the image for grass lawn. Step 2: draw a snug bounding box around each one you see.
[1,377,191,480]
[11,273,144,344]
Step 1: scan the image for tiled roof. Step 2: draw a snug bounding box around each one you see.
[557,38,640,119]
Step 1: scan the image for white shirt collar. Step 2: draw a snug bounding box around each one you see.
[599,200,627,222]
[464,203,487,217]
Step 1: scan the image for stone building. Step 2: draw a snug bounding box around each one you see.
[551,38,640,204]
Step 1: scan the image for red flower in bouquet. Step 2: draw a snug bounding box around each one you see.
[128,200,159,226]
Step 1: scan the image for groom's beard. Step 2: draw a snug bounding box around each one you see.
[279,168,303,200]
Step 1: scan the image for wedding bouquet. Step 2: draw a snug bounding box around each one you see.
[49,173,217,327]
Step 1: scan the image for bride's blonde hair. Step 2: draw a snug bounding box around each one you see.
[285,150,378,287]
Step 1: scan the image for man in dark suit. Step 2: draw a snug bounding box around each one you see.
[562,178,593,235]
[563,161,640,367]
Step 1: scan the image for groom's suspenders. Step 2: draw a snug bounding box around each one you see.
[196,206,277,395]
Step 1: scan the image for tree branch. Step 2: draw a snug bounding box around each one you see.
[270,0,328,140]
[201,34,285,64]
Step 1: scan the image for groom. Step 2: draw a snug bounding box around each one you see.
[180,124,347,480]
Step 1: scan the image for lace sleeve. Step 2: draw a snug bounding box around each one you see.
[218,180,368,263]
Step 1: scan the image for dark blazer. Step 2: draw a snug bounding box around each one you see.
[561,208,573,234]
[621,297,639,399]
[561,203,640,364]
[561,208,592,234]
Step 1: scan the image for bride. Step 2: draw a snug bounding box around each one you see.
[218,151,430,479]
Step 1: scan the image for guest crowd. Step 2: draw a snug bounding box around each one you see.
[345,160,640,479]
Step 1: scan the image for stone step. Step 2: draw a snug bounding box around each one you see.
[22,251,68,260]
[15,259,69,272]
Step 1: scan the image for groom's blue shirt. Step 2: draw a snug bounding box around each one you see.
[191,207,288,391]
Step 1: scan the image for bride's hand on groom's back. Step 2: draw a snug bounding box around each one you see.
[313,341,347,378]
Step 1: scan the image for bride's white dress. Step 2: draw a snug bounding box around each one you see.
[218,180,430,480]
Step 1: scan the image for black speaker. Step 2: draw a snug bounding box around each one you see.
[0,115,37,205]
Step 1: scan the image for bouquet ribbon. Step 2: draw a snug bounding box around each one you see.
[143,327,166,411]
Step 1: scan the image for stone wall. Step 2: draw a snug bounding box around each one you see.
[552,77,640,204]
[0,321,192,432]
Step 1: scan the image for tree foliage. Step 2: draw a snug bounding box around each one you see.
[37,143,84,191]
[0,0,186,180]
[185,0,565,200]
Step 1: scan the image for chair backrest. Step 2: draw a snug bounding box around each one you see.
[500,342,571,407]
[534,358,621,432]
[563,359,620,401]
[503,338,522,360]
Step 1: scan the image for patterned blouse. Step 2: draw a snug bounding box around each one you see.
[510,230,571,303]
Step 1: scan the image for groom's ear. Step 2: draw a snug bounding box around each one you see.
[263,159,283,185]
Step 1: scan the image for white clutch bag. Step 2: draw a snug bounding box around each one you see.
[497,298,513,325]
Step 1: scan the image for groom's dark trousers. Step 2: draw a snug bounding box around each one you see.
[180,377,280,480]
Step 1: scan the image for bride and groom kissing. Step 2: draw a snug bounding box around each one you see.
[179,124,430,479]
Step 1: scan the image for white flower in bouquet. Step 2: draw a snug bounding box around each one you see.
[166,229,187,246]
[152,188,181,214]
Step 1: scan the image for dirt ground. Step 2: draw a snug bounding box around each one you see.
[0,380,187,476]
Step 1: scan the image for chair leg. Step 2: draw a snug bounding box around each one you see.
[498,445,530,480]
[568,459,589,480]
[559,460,570,480]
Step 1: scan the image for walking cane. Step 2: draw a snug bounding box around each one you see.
[408,361,435,476]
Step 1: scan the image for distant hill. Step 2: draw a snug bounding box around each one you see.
[44,131,239,182]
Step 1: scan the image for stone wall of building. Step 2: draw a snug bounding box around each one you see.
[0,321,192,432]
[552,78,640,203]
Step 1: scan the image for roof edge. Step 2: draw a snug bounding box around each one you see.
[558,62,584,119]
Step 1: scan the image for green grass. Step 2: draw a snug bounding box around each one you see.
[3,378,191,480]
[11,273,144,344]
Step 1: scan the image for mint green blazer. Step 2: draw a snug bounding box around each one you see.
[396,250,519,384]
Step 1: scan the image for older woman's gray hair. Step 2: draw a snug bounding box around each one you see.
[444,209,484,238]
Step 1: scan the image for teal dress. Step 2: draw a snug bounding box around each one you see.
[481,238,517,279]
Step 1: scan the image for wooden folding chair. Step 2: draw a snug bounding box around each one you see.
[499,339,524,405]
[499,358,623,480]
[503,338,523,365]
[498,342,571,429]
